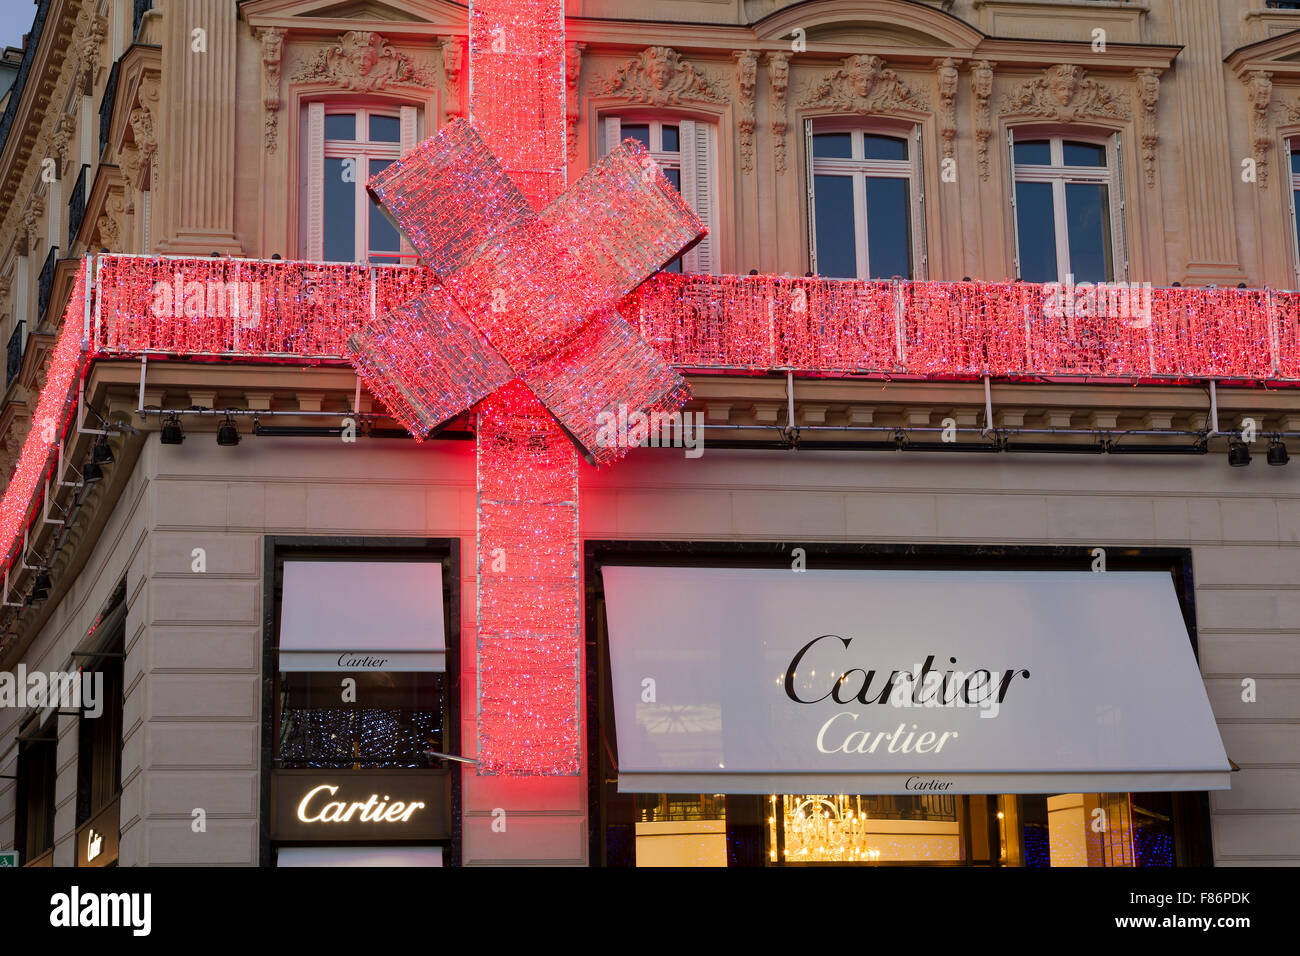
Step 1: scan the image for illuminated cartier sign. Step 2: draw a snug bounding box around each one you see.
[86,829,103,862]
[296,783,426,824]
[271,770,451,842]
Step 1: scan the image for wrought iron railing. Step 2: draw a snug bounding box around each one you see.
[6,320,24,390]
[36,247,58,322]
[67,164,88,249]
[98,59,121,159]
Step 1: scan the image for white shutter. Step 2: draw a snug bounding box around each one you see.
[400,106,418,157]
[1007,127,1021,279]
[80,96,94,170]
[912,124,928,280]
[603,115,621,157]
[141,189,151,253]
[1110,132,1129,283]
[681,120,715,274]
[805,119,817,274]
[304,102,325,261]
[13,254,28,342]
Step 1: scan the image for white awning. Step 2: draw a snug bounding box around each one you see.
[279,561,445,671]
[601,566,1231,795]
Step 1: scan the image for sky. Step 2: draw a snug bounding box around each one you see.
[0,1,39,53]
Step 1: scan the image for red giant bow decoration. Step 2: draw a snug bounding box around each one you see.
[347,119,702,465]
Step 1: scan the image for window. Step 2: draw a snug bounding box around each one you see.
[603,116,718,273]
[1287,139,1300,287]
[806,122,926,280]
[1010,132,1126,283]
[15,717,57,865]
[302,103,419,264]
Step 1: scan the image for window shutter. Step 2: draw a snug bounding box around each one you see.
[602,115,621,157]
[912,124,928,280]
[681,120,715,274]
[141,189,152,253]
[805,119,817,274]
[1110,132,1129,283]
[1007,127,1021,279]
[304,102,325,261]
[400,106,418,157]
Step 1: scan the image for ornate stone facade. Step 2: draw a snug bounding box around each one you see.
[596,46,727,107]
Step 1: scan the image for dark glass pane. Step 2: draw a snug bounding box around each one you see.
[1015,139,1051,165]
[1065,182,1113,282]
[813,132,853,159]
[813,174,857,278]
[664,167,681,190]
[277,671,446,769]
[369,114,401,143]
[863,134,908,161]
[324,113,356,141]
[368,158,401,261]
[323,157,356,262]
[865,176,912,279]
[1063,141,1107,167]
[622,123,651,149]
[1292,148,1300,176]
[661,125,680,152]
[1015,180,1058,282]
[1295,190,1300,253]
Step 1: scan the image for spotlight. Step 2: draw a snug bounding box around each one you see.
[1228,440,1251,467]
[82,458,104,483]
[28,570,50,604]
[92,435,114,464]
[1268,439,1289,466]
[216,415,240,447]
[160,414,184,445]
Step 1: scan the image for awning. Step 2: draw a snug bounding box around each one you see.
[601,566,1231,795]
[279,561,445,671]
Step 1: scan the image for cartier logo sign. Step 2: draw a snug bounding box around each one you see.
[271,770,451,842]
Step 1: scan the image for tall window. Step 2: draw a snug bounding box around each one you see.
[1287,138,1300,287]
[806,123,925,280]
[1010,133,1124,283]
[15,717,57,865]
[603,116,718,274]
[302,103,419,264]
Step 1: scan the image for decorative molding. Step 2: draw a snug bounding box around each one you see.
[936,57,960,161]
[735,50,758,174]
[440,35,465,123]
[1136,67,1160,188]
[290,31,436,92]
[260,28,285,153]
[53,113,76,171]
[1246,71,1273,189]
[74,7,107,95]
[797,55,929,115]
[768,52,790,175]
[971,60,995,180]
[999,64,1130,123]
[95,190,126,254]
[566,42,584,165]
[596,46,727,107]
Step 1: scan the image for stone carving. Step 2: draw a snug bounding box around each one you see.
[798,54,929,115]
[291,31,436,92]
[936,57,959,160]
[735,50,758,173]
[769,52,790,175]
[971,60,994,180]
[23,197,44,246]
[1000,64,1129,123]
[1136,68,1160,188]
[53,113,76,172]
[597,46,726,106]
[260,28,285,153]
[96,191,126,253]
[1246,71,1273,189]
[566,42,584,164]
[441,36,465,122]
[128,75,161,191]
[75,8,107,95]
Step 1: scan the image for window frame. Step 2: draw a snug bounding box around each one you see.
[15,715,58,865]
[1009,130,1124,283]
[805,118,927,281]
[1286,137,1300,288]
[301,100,421,265]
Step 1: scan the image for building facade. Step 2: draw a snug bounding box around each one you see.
[0,0,1298,866]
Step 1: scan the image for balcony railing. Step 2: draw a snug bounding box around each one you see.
[68,164,88,249]
[98,59,121,159]
[6,320,24,390]
[36,247,58,322]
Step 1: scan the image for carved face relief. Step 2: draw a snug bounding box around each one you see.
[939,60,958,102]
[1049,65,1081,108]
[646,48,673,91]
[848,55,881,99]
[1251,72,1272,112]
